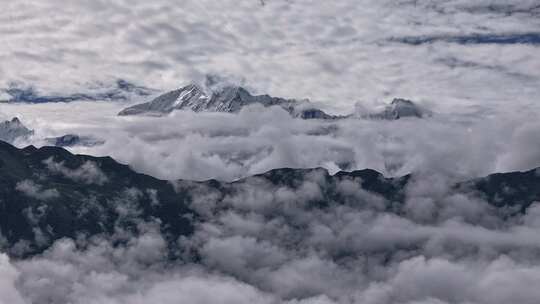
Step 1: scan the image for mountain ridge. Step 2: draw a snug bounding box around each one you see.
[1,140,539,257]
[117,83,322,117]
[118,83,427,120]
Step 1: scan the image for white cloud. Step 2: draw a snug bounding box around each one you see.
[1,2,540,302]
[359,255,540,304]
[3,170,540,303]
[0,1,539,182]
[2,100,540,182]
[43,157,109,185]
[15,180,60,201]
[0,1,538,112]
[0,254,25,304]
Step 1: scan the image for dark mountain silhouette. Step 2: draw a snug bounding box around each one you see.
[1,140,538,258]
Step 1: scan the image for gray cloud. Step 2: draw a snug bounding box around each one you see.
[1,1,540,303]
[15,180,60,201]
[2,168,540,303]
[3,100,540,182]
[43,157,109,185]
[1,0,539,182]
[175,172,540,303]
[1,0,539,112]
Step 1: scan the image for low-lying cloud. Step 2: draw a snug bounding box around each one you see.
[1,1,540,302]
[2,100,540,182]
[1,0,539,112]
[15,180,59,201]
[2,167,540,303]
[44,157,109,185]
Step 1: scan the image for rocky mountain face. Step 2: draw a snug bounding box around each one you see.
[118,84,339,119]
[0,140,193,257]
[1,140,538,258]
[0,117,34,143]
[117,84,209,116]
[367,98,428,120]
[0,118,104,147]
[118,83,429,121]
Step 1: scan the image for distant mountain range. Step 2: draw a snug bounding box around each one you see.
[2,79,430,120]
[118,83,429,120]
[118,84,341,119]
[0,140,538,257]
[0,117,34,143]
[0,117,104,147]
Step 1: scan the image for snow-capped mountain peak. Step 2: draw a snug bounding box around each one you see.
[117,81,429,122]
[118,83,209,116]
[118,83,307,117]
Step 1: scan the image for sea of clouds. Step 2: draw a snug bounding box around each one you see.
[1,0,540,303]
[1,0,539,112]
[2,100,540,182]
[2,166,540,303]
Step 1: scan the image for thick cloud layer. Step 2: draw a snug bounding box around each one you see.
[2,1,540,303]
[1,0,539,112]
[1,0,539,181]
[2,168,540,303]
[2,101,540,181]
